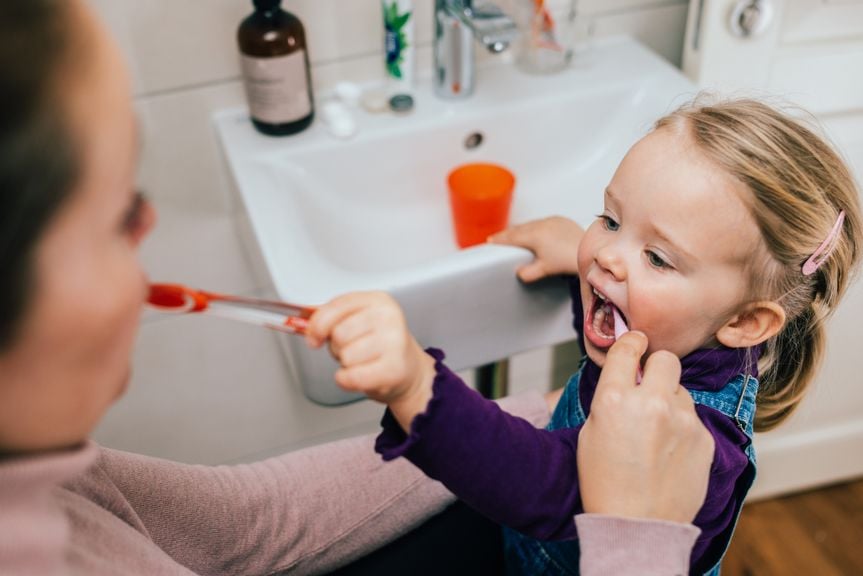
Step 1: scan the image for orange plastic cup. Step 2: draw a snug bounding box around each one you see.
[447,163,515,248]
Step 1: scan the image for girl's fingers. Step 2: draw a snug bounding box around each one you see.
[305,295,360,347]
[487,227,516,246]
[336,332,383,368]
[335,361,391,393]
[488,223,534,248]
[330,307,376,349]
[306,292,384,348]
[516,261,548,283]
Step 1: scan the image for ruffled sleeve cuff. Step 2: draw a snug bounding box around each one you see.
[374,347,451,461]
[575,514,701,576]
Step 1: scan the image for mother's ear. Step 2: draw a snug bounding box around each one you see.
[716,301,786,349]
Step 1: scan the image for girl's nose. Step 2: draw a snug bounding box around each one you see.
[595,244,626,281]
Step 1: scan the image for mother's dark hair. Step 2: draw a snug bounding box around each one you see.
[0,1,79,349]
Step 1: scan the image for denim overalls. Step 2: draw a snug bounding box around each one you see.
[502,365,759,576]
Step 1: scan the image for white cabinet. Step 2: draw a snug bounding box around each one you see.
[782,0,863,45]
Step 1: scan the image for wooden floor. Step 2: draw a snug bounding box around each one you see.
[722,478,863,575]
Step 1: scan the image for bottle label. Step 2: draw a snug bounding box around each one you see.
[383,1,412,80]
[241,51,311,124]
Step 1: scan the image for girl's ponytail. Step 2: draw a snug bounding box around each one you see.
[756,302,826,431]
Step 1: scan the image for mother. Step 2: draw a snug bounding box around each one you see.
[0,1,713,574]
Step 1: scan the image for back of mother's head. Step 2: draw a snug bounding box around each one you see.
[0,0,149,454]
[0,0,78,350]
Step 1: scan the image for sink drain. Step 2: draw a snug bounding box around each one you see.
[464,131,484,150]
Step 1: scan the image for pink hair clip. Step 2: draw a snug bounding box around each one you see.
[802,210,845,276]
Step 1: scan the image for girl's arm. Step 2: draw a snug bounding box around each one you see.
[307,292,586,540]
[373,336,719,547]
[376,348,586,541]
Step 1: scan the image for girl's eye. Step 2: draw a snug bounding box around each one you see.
[646,250,669,269]
[599,215,620,232]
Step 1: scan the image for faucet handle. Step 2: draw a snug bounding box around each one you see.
[467,1,519,53]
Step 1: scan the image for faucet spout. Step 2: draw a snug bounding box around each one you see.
[434,0,518,99]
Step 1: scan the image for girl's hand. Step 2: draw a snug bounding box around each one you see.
[488,216,584,282]
[578,332,715,524]
[305,292,435,431]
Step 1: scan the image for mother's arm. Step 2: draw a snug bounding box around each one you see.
[77,389,550,576]
[577,332,712,575]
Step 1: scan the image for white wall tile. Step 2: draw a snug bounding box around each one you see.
[93,0,435,97]
[140,208,261,299]
[135,81,246,215]
[91,0,249,96]
[291,0,434,64]
[591,2,689,67]
[312,45,436,88]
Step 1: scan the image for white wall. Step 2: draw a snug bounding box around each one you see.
[91,0,689,465]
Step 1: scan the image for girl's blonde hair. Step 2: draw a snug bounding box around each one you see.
[655,97,863,432]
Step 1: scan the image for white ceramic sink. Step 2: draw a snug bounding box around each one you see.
[216,36,695,404]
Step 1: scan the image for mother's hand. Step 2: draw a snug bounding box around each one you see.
[577,332,715,524]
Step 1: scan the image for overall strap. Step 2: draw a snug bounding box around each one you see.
[687,374,759,437]
[690,374,760,576]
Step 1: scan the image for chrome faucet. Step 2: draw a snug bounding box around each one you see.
[434,0,518,99]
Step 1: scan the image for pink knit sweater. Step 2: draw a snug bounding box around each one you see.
[0,391,698,575]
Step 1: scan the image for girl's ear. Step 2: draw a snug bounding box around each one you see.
[716,302,786,349]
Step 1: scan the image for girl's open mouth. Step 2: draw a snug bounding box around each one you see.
[584,287,627,349]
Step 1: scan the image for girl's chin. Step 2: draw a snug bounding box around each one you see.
[584,342,608,367]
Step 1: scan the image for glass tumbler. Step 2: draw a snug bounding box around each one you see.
[514,0,590,75]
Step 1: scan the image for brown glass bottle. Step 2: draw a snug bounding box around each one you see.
[238,0,314,136]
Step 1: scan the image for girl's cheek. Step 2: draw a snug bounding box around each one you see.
[577,226,598,273]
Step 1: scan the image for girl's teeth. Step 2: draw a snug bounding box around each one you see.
[592,302,614,339]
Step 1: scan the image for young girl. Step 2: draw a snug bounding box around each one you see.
[307,98,863,575]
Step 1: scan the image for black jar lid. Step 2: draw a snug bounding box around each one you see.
[253,0,281,11]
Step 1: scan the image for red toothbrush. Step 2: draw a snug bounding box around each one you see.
[147,283,314,335]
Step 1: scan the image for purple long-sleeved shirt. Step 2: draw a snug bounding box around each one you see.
[376,276,756,573]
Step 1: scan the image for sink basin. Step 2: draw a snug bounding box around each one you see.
[215,36,696,404]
